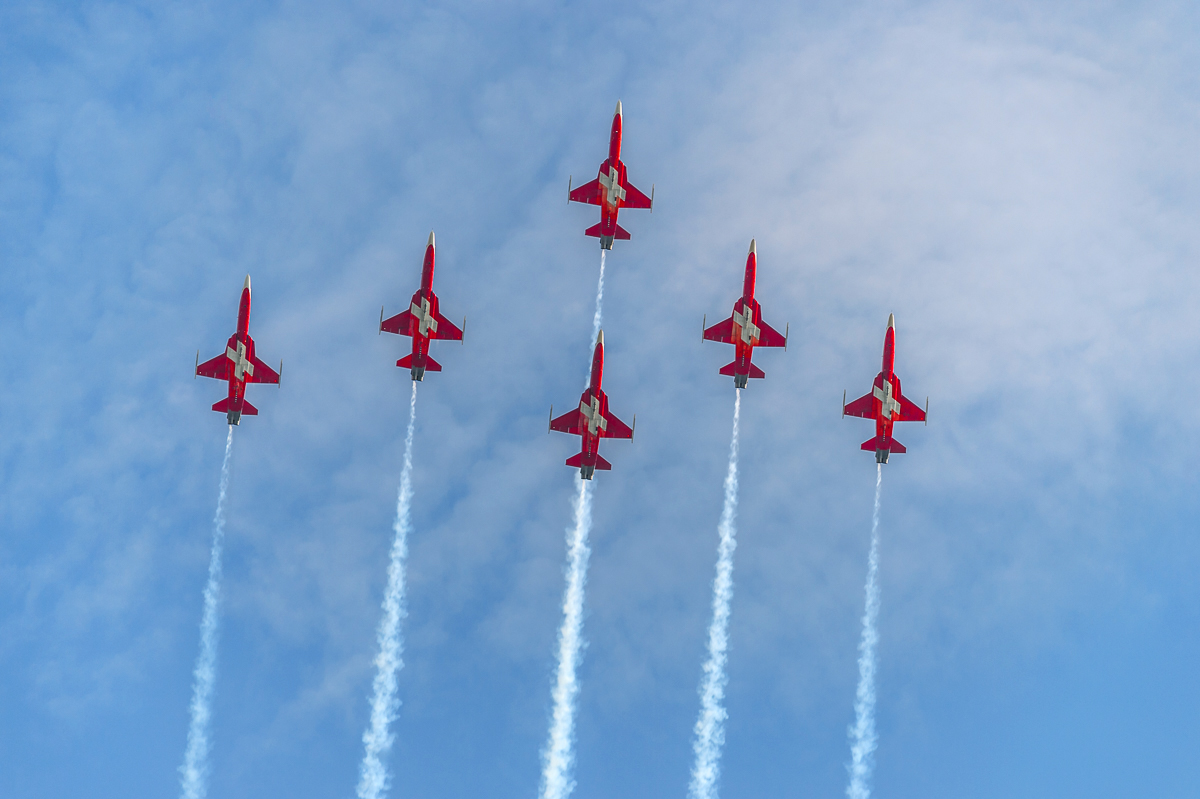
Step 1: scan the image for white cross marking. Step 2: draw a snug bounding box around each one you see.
[411,297,438,337]
[225,341,254,381]
[733,306,760,345]
[580,396,608,435]
[874,381,901,419]
[598,165,626,209]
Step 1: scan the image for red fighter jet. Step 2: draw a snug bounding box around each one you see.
[195,275,281,425]
[843,314,928,464]
[549,331,635,480]
[702,239,788,388]
[380,231,464,381]
[568,101,654,249]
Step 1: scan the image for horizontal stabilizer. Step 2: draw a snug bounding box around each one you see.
[584,222,604,239]
[211,398,231,413]
[564,452,612,471]
[860,436,903,454]
[424,356,442,372]
[242,400,258,416]
[613,223,631,241]
[397,354,412,368]
[718,361,765,379]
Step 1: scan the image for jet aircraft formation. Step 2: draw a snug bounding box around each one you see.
[194,100,928,466]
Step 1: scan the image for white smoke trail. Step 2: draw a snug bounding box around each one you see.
[538,247,605,799]
[590,250,606,349]
[539,477,594,799]
[357,381,419,799]
[847,464,884,799]
[179,425,234,799]
[688,388,742,799]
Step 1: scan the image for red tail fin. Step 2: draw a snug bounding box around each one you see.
[718,361,766,379]
[211,398,257,416]
[565,452,612,470]
[860,436,903,453]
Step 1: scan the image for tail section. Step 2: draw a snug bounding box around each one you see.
[584,222,604,239]
[565,452,612,479]
[396,354,440,372]
[210,397,255,415]
[860,436,904,454]
[718,361,766,379]
[613,223,631,241]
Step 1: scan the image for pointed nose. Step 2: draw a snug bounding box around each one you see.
[749,238,756,255]
[615,100,622,117]
[243,274,251,290]
[427,230,435,249]
[887,313,895,329]
[597,329,604,347]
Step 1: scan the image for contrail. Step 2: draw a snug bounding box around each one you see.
[179,426,234,799]
[688,389,742,799]
[590,250,606,349]
[357,381,419,799]
[847,464,884,799]
[539,253,605,799]
[539,477,594,799]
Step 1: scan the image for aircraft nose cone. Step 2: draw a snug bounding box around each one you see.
[749,238,756,255]
[887,313,895,329]
[427,230,435,248]
[597,329,604,347]
[615,100,622,117]
[244,274,251,290]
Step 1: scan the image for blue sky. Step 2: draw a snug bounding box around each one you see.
[4,1,1200,797]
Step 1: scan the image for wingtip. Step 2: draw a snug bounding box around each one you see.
[749,238,756,255]
[427,230,435,249]
[615,99,622,117]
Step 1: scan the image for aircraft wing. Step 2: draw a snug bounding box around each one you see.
[844,391,876,419]
[197,353,231,380]
[431,311,463,341]
[550,407,583,436]
[569,178,602,206]
[757,318,787,348]
[620,178,652,209]
[898,395,926,422]
[703,316,735,344]
[381,310,413,335]
[599,409,634,439]
[247,355,280,384]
